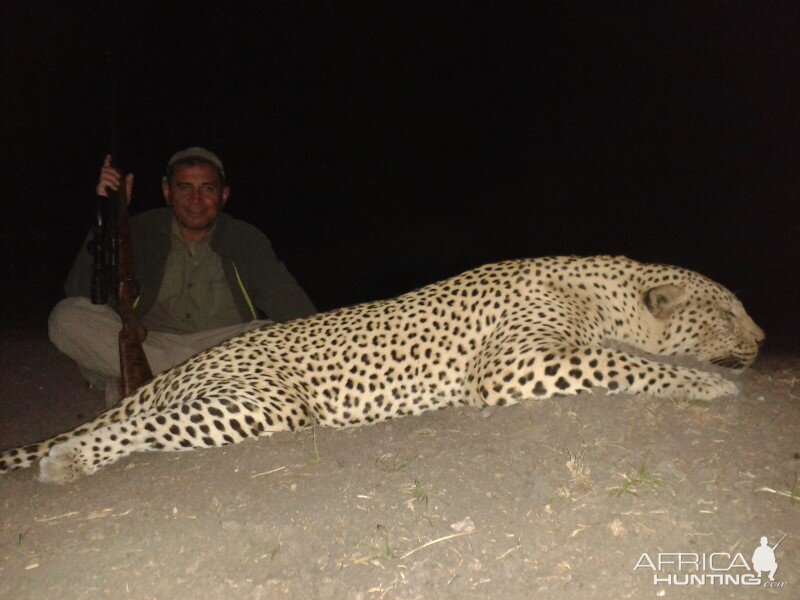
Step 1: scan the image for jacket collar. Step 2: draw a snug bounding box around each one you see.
[156,208,233,251]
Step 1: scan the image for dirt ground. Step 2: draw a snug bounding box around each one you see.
[1,313,798,599]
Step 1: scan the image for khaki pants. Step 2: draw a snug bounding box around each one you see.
[49,297,269,390]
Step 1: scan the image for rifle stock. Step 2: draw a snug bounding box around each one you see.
[111,179,153,396]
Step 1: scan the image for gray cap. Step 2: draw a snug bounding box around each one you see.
[166,147,225,178]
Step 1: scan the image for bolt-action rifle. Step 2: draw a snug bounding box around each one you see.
[88,163,153,397]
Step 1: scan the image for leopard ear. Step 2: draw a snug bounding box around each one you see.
[643,284,685,319]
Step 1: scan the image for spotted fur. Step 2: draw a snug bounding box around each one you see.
[0,256,763,483]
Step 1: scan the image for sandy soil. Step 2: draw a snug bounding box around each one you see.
[1,316,798,599]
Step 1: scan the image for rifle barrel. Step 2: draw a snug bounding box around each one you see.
[771,533,787,551]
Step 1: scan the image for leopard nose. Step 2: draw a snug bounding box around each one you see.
[747,319,765,345]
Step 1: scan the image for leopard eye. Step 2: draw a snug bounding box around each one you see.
[722,309,736,320]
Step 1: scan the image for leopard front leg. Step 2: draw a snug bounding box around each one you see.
[472,343,738,406]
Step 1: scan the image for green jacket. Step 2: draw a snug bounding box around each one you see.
[65,208,316,323]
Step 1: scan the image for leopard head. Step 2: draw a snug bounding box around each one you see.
[644,275,764,368]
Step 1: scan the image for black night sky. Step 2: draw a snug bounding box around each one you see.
[2,3,799,347]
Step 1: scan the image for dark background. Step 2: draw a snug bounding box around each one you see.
[2,3,798,347]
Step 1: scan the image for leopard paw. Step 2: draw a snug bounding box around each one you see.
[38,442,87,484]
[667,370,738,401]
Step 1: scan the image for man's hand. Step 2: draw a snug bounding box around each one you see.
[96,154,134,205]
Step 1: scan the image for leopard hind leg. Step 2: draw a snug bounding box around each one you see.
[39,394,311,484]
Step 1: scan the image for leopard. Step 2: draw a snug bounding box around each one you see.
[0,255,764,484]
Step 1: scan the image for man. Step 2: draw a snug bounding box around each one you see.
[50,147,316,405]
[752,536,779,582]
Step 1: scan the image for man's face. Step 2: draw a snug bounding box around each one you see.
[162,163,229,243]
